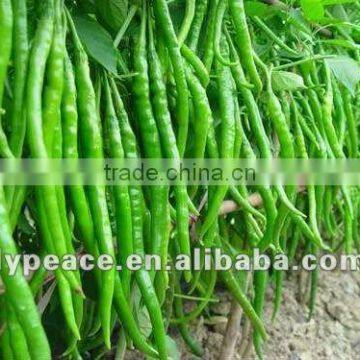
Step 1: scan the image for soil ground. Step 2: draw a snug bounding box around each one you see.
[127,270,360,359]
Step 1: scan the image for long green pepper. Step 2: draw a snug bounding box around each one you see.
[67,10,115,348]
[26,0,81,293]
[0,186,51,359]
[132,7,168,358]
[200,37,236,238]
[148,19,192,283]
[154,0,189,156]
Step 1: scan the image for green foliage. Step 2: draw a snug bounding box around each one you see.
[272,71,306,92]
[319,39,360,50]
[322,0,356,5]
[74,15,118,73]
[95,0,128,31]
[147,336,180,360]
[244,1,277,18]
[300,0,325,21]
[300,0,356,21]
[326,56,360,95]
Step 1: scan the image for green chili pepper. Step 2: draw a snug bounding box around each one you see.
[201,0,218,71]
[229,0,262,91]
[131,7,168,358]
[173,273,204,357]
[253,269,267,360]
[26,0,81,293]
[43,8,84,345]
[154,0,189,156]
[42,0,65,155]
[185,67,211,160]
[113,276,159,358]
[171,265,217,324]
[67,10,115,348]
[35,190,81,340]
[253,16,300,57]
[6,300,31,360]
[342,87,358,158]
[214,0,238,67]
[187,0,208,51]
[6,0,29,239]
[181,44,210,87]
[217,240,267,341]
[199,36,235,239]
[178,0,195,46]
[133,7,170,299]
[148,19,192,283]
[103,76,133,300]
[0,297,14,360]
[0,186,51,359]
[9,0,28,157]
[0,0,14,159]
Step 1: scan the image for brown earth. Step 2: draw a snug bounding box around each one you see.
[126,269,360,359]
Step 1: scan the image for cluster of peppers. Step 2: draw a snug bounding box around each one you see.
[0,0,359,359]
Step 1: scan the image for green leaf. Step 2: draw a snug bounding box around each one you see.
[317,17,346,25]
[327,4,351,35]
[319,39,360,50]
[287,9,312,37]
[147,336,180,360]
[325,56,360,96]
[137,304,152,338]
[244,1,277,18]
[300,0,324,21]
[272,71,306,92]
[322,0,356,5]
[165,336,180,360]
[331,4,350,21]
[77,0,96,13]
[74,15,118,73]
[95,0,128,31]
